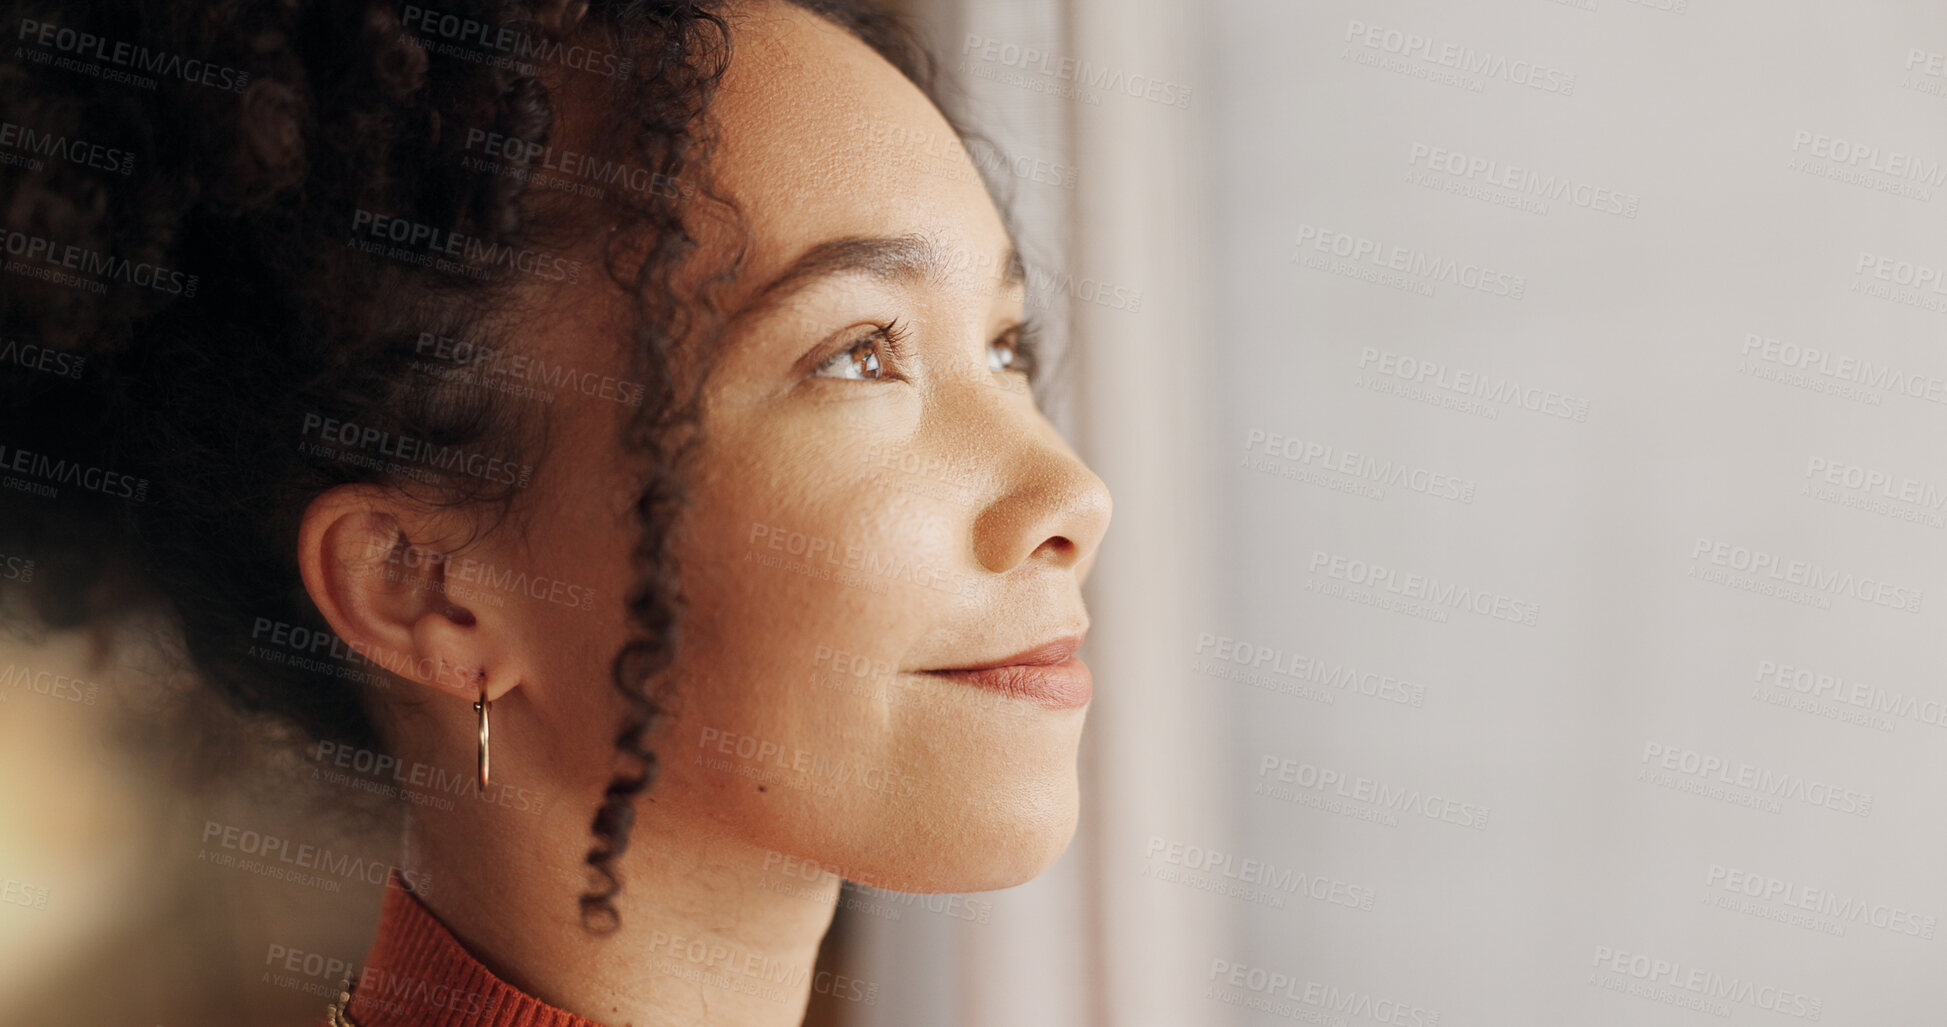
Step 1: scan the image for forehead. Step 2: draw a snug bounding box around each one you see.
[707,4,1016,301]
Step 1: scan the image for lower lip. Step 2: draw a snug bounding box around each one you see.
[922,656,1092,710]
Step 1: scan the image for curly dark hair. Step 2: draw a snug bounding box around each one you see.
[0,0,948,932]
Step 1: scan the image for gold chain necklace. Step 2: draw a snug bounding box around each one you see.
[324,974,361,1027]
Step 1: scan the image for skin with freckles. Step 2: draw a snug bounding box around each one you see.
[295,2,1110,1025]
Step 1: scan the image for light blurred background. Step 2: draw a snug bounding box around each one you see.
[7,0,1947,1023]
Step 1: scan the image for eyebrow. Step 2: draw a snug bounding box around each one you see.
[733,233,1025,324]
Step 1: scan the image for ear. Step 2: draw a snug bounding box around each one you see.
[295,483,522,706]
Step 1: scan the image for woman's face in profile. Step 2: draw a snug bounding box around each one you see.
[437,2,1112,896]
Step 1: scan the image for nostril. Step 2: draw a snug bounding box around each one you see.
[1035,535,1078,561]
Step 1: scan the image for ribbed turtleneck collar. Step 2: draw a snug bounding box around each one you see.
[322,873,606,1027]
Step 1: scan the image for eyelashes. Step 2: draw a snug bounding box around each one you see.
[995,317,1041,380]
[811,318,913,381]
[809,317,1041,385]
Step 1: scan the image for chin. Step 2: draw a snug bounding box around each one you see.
[832,756,1084,895]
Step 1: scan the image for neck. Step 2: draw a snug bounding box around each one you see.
[399,798,841,1027]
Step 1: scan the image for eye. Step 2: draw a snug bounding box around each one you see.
[812,320,908,381]
[988,320,1039,378]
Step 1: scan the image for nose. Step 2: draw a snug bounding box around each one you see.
[971,420,1113,576]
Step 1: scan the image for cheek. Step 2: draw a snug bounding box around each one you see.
[622,415,1086,886]
[681,423,965,694]
[651,422,967,797]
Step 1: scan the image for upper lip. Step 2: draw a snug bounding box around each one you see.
[924,632,1086,672]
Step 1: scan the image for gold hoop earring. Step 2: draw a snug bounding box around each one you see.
[473,676,491,790]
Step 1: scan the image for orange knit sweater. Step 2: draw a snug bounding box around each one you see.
[320,875,602,1027]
